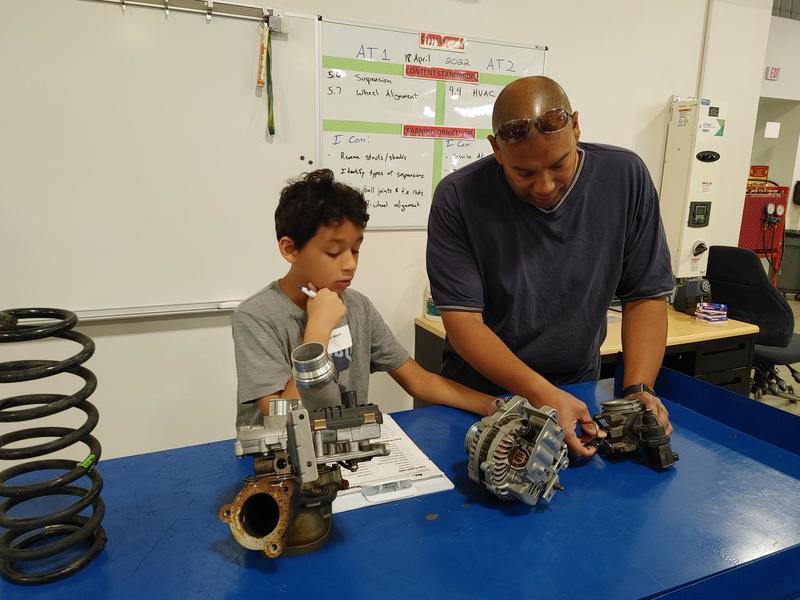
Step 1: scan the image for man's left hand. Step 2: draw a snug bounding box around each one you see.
[626,391,673,436]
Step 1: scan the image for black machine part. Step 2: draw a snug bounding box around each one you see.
[307,401,384,431]
[592,399,679,470]
[673,278,711,314]
[688,201,711,227]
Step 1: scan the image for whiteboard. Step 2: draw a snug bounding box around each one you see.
[320,19,547,229]
[0,1,318,314]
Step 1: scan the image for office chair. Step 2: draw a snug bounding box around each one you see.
[705,245,800,402]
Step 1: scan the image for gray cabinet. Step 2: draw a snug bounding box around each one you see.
[779,230,800,295]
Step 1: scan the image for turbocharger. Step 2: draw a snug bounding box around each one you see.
[465,396,569,505]
[219,342,388,557]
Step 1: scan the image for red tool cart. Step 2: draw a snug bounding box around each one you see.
[738,183,790,285]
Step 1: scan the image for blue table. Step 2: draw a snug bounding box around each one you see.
[2,369,800,599]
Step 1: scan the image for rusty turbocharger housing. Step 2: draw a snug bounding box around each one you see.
[465,396,569,505]
[220,342,388,558]
[219,443,347,558]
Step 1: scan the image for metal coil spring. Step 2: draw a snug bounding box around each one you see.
[0,308,106,585]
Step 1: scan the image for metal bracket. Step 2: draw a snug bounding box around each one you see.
[113,0,265,23]
[287,407,319,484]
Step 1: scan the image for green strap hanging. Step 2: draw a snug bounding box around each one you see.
[266,26,275,135]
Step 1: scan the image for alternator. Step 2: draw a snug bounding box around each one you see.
[465,396,569,505]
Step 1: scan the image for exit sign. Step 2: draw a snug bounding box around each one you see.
[765,66,781,81]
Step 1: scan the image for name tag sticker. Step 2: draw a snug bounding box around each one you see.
[328,324,353,355]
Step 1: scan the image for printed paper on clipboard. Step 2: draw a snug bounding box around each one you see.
[332,414,453,513]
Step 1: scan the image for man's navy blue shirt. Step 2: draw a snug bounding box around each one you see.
[426,142,673,394]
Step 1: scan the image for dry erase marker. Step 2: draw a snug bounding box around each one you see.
[299,286,317,298]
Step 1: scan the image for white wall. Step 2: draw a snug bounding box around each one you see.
[751,98,800,225]
[762,16,800,101]
[697,0,773,251]
[759,14,800,228]
[1,0,774,460]
[751,98,800,185]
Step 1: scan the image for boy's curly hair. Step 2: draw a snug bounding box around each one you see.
[275,169,369,249]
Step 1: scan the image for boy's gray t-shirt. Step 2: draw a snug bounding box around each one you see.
[231,281,409,428]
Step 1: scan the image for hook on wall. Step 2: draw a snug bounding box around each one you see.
[120,0,126,13]
[164,0,169,18]
[207,1,213,23]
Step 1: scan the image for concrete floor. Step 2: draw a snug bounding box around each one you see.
[757,297,800,416]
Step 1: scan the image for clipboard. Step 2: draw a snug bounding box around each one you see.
[332,414,454,513]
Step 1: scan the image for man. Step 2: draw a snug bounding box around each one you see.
[426,76,674,456]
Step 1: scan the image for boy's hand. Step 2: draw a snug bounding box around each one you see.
[304,283,346,342]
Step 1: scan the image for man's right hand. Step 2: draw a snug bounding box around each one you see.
[439,310,605,456]
[304,284,346,339]
[534,384,605,458]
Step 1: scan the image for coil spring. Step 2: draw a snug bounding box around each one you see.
[0,308,107,585]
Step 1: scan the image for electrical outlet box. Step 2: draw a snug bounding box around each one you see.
[660,97,728,277]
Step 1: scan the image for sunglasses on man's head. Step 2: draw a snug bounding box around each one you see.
[493,108,573,144]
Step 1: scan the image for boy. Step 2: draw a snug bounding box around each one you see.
[232,169,497,427]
